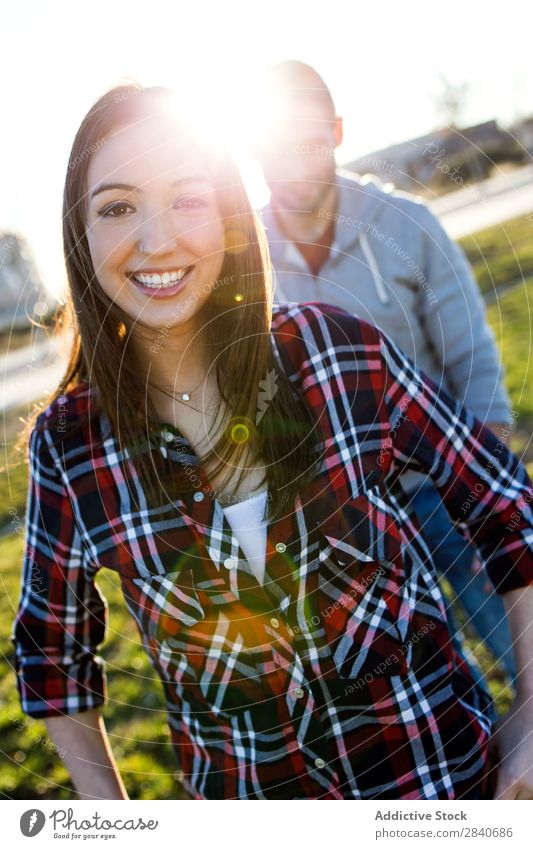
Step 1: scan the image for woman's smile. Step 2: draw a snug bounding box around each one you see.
[126,265,195,298]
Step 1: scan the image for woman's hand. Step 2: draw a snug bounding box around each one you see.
[492,697,533,799]
[45,708,130,800]
[490,586,533,798]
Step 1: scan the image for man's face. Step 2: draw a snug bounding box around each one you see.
[256,103,342,213]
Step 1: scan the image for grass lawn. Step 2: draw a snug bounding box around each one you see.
[486,275,533,447]
[459,213,533,297]
[0,213,531,799]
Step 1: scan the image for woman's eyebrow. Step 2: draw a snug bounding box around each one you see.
[90,177,211,201]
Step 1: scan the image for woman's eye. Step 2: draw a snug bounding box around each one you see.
[174,196,208,210]
[98,202,135,218]
[96,196,208,217]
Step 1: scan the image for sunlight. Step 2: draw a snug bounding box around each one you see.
[161,71,270,209]
[2,0,533,303]
[39,68,271,302]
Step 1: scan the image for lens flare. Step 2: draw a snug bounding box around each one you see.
[230,422,250,444]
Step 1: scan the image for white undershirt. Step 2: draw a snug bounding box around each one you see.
[222,490,268,583]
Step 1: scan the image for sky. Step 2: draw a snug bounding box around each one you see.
[1,0,532,299]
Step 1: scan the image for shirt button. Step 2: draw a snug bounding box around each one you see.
[270,617,280,629]
[275,542,287,553]
[314,757,326,769]
[163,431,174,442]
[294,687,305,699]
[193,491,205,502]
[224,557,238,570]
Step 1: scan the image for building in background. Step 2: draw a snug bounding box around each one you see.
[510,116,533,157]
[344,119,528,195]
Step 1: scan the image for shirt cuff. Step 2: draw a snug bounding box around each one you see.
[13,646,107,718]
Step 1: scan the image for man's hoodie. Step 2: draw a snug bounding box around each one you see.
[261,169,510,436]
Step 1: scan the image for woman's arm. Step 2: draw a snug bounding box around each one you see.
[374,326,533,798]
[375,326,533,595]
[45,708,129,800]
[12,423,110,773]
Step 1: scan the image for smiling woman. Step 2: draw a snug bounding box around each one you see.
[10,83,533,802]
[50,84,318,516]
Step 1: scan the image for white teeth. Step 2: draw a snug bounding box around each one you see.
[131,268,189,288]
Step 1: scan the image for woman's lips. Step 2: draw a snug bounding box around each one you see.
[129,266,193,299]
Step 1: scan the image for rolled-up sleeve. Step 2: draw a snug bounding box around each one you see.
[10,423,108,718]
[378,328,533,594]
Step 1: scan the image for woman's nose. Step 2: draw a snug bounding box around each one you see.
[136,209,181,256]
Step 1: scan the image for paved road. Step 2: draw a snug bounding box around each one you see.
[2,165,533,413]
[430,164,533,238]
[0,336,66,412]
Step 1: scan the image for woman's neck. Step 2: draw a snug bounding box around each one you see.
[131,321,214,398]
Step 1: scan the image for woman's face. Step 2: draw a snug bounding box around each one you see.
[85,115,226,333]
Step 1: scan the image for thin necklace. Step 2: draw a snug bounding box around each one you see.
[175,376,205,403]
[152,381,220,420]
[155,375,208,405]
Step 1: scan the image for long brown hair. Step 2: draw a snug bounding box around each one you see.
[15,83,321,522]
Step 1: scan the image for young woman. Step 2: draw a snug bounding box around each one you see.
[12,84,533,801]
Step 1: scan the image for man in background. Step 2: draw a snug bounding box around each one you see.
[252,60,515,684]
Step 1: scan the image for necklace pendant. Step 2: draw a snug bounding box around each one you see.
[181,392,191,402]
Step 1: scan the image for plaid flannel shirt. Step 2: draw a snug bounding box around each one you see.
[12,303,533,799]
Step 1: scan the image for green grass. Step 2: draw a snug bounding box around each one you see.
[1,213,532,798]
[459,213,533,296]
[0,454,31,533]
[486,276,533,438]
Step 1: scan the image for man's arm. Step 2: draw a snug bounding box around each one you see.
[415,202,511,426]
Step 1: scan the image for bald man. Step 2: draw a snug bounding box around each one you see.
[253,60,516,686]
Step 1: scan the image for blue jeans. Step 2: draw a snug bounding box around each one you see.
[411,483,516,692]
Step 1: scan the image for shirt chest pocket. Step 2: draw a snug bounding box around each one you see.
[128,569,206,640]
[309,504,410,682]
[316,549,409,682]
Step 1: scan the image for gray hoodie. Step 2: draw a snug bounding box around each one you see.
[261,169,511,491]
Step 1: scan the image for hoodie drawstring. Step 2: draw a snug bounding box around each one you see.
[359,231,390,304]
